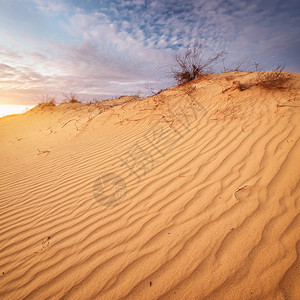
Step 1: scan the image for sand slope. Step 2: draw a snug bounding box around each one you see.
[0,72,299,299]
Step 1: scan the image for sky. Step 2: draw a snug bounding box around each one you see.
[0,0,299,105]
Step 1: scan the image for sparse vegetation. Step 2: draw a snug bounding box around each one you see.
[222,65,292,92]
[63,92,81,103]
[256,65,291,90]
[37,95,56,107]
[172,43,225,84]
[145,84,167,97]
[222,57,264,73]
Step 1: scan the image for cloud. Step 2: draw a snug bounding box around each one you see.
[34,0,70,13]
[0,10,173,105]
[0,0,299,104]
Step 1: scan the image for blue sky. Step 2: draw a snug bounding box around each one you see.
[0,0,299,105]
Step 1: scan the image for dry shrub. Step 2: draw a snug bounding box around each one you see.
[38,96,56,107]
[172,43,224,84]
[230,65,291,92]
[63,92,81,103]
[257,65,291,90]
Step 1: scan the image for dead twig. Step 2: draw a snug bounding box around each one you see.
[277,103,300,108]
[61,119,78,128]
[234,185,248,200]
[37,149,50,156]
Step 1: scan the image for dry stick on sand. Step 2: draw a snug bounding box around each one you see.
[277,103,300,108]
[234,185,248,200]
[61,119,78,128]
[74,110,103,134]
[37,149,50,156]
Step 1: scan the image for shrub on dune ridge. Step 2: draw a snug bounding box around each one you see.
[232,65,292,92]
[172,43,225,84]
[63,92,81,103]
[37,96,56,108]
[256,65,291,90]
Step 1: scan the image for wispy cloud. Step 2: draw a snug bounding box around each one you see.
[0,0,299,104]
[34,0,71,13]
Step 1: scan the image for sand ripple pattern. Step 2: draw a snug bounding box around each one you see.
[0,73,300,299]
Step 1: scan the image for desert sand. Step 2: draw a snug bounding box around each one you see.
[0,72,299,299]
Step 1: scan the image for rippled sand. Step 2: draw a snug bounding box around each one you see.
[0,72,299,299]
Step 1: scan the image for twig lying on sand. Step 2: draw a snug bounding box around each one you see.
[37,149,50,156]
[234,185,248,200]
[277,103,300,108]
[61,119,78,128]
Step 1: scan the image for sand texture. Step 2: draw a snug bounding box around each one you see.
[0,72,300,299]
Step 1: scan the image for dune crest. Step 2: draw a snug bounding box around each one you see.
[0,72,299,299]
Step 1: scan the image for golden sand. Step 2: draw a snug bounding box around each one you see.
[0,72,299,299]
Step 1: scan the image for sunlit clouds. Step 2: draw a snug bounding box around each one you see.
[0,0,299,105]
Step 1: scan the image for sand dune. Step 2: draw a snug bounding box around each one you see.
[0,72,299,299]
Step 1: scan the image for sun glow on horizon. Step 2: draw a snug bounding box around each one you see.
[0,105,35,118]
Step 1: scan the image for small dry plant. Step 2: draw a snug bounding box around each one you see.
[222,57,264,73]
[63,92,81,103]
[229,65,292,92]
[172,43,224,84]
[256,65,291,90]
[38,95,56,107]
